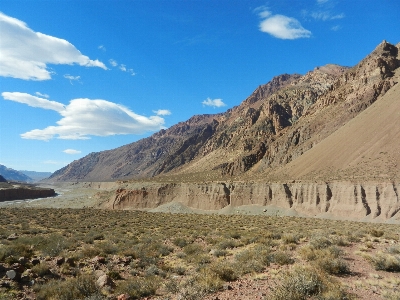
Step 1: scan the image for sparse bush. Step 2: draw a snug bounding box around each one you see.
[314,256,350,275]
[270,266,351,300]
[35,274,99,300]
[234,245,270,274]
[364,252,400,272]
[183,243,203,256]
[115,276,159,299]
[209,261,238,282]
[369,229,384,237]
[217,239,237,250]
[310,235,332,249]
[272,251,294,265]
[32,262,52,276]
[282,233,300,244]
[173,237,188,248]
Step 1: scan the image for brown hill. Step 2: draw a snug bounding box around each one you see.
[47,41,400,183]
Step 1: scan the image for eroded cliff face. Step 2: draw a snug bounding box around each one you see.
[0,187,56,201]
[105,182,230,211]
[103,181,400,221]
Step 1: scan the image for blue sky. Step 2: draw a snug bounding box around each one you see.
[0,0,399,172]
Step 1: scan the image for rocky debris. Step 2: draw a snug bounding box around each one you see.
[94,269,106,279]
[7,233,18,240]
[96,274,115,289]
[54,256,65,265]
[6,269,20,281]
[117,294,131,300]
[92,256,106,264]
[31,258,40,266]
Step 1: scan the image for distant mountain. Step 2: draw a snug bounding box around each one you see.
[0,175,7,182]
[47,41,400,183]
[19,170,53,182]
[0,164,33,182]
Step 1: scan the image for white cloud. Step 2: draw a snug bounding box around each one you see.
[3,92,65,112]
[109,59,118,67]
[0,12,107,81]
[119,64,127,71]
[63,149,81,154]
[2,92,166,140]
[98,45,106,51]
[35,92,49,99]
[258,10,311,40]
[202,98,226,108]
[153,109,171,116]
[331,25,341,31]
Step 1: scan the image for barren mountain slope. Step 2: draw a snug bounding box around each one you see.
[47,72,303,182]
[269,65,400,181]
[47,41,399,182]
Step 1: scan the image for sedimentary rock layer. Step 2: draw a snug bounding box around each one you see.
[103,181,400,221]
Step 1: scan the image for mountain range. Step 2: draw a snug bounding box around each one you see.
[47,41,400,184]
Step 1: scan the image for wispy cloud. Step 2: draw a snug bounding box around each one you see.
[35,92,49,99]
[311,11,344,21]
[109,59,118,67]
[98,45,106,51]
[202,98,226,108]
[110,60,136,75]
[331,25,341,31]
[153,109,171,116]
[0,12,107,81]
[256,8,311,40]
[2,92,166,140]
[64,74,81,84]
[63,149,81,154]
